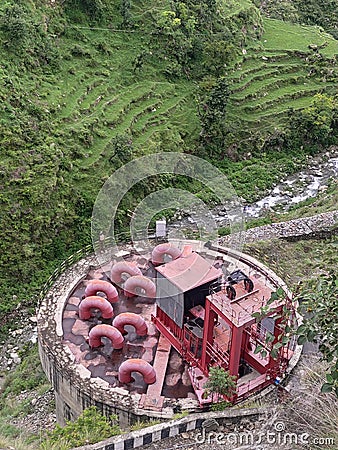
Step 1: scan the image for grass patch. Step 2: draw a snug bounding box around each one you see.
[41,407,121,450]
[244,236,338,287]
[129,419,162,431]
[1,345,48,398]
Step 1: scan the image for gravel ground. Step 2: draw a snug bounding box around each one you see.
[9,388,56,435]
[0,310,57,437]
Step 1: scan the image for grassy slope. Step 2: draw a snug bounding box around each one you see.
[245,236,338,288]
[36,22,199,193]
[2,2,336,188]
[49,16,338,199]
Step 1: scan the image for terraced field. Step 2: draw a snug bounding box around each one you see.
[36,28,198,176]
[35,16,337,176]
[226,18,338,134]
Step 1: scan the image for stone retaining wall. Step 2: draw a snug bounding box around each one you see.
[219,210,338,245]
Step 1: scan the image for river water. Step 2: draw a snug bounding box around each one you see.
[243,155,338,218]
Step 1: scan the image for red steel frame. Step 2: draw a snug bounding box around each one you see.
[152,294,293,402]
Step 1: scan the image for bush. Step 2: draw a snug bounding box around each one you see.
[0,4,33,51]
[42,407,121,449]
[203,367,237,401]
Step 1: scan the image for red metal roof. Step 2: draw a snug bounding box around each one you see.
[155,252,222,292]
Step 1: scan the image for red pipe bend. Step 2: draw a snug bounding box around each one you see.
[85,280,119,303]
[112,313,148,336]
[118,359,156,384]
[151,242,182,265]
[123,275,156,298]
[88,324,124,349]
[79,296,114,320]
[111,261,142,284]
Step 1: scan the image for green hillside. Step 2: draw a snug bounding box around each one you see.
[0,0,337,328]
[224,18,338,143]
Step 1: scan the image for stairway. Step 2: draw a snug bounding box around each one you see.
[139,334,171,411]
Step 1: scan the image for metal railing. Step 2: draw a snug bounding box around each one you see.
[206,340,229,366]
[35,243,94,308]
[237,373,269,399]
[34,231,162,309]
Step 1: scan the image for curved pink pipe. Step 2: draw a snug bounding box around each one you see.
[79,296,114,320]
[123,275,156,298]
[111,261,142,284]
[88,324,124,349]
[85,280,119,303]
[151,242,182,265]
[118,359,156,384]
[112,313,148,336]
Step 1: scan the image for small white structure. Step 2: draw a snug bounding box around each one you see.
[155,219,167,238]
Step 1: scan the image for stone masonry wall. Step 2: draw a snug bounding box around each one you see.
[219,210,338,245]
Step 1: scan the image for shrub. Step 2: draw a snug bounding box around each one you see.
[203,367,237,401]
[211,400,232,411]
[0,4,33,52]
[42,406,121,449]
[130,419,161,431]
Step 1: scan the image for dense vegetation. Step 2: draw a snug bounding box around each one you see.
[0,1,337,333]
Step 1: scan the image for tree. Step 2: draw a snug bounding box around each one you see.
[287,94,337,149]
[203,367,237,401]
[64,0,105,22]
[120,0,132,28]
[296,271,338,396]
[199,77,230,157]
[0,4,32,52]
[108,133,133,166]
[0,3,60,66]
[156,10,194,74]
